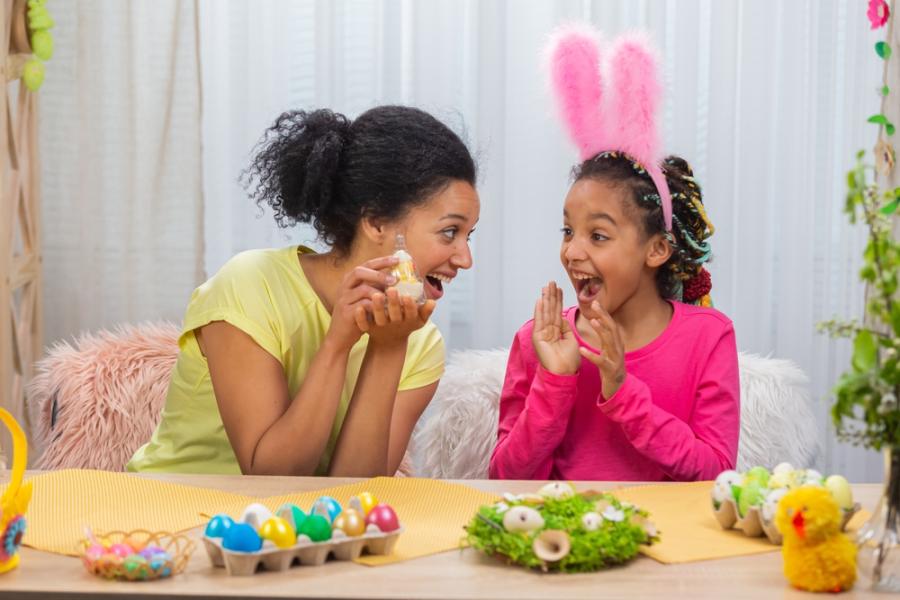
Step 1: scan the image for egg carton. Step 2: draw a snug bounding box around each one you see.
[202,527,403,576]
[713,499,860,545]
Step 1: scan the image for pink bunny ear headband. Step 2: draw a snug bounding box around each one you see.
[547,24,672,231]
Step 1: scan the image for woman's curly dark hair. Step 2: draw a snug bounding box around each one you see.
[572,152,714,302]
[242,106,477,254]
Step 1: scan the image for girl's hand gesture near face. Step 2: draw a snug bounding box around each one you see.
[532,281,581,375]
[326,255,401,351]
[579,300,627,399]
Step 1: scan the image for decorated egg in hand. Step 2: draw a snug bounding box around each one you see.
[259,517,297,548]
[222,523,263,553]
[204,514,235,538]
[365,504,400,533]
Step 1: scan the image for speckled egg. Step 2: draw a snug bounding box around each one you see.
[502,506,544,533]
[711,470,742,507]
[761,487,788,522]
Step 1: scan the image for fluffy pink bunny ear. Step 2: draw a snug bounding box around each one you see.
[546,24,607,161]
[606,33,672,229]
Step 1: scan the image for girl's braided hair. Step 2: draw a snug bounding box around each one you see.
[573,152,714,305]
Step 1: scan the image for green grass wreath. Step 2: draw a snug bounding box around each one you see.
[464,483,659,573]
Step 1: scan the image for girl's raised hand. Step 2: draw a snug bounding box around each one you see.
[354,288,436,348]
[579,300,626,399]
[532,281,581,375]
[326,255,400,351]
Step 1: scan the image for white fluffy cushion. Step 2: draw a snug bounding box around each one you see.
[413,349,821,479]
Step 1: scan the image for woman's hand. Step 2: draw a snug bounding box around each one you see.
[355,288,436,348]
[579,300,627,399]
[532,281,580,375]
[326,255,400,352]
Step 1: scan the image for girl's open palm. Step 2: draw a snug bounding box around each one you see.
[532,281,580,375]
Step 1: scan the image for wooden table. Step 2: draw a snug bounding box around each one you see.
[0,473,884,599]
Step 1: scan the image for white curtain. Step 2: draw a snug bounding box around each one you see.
[39,0,203,346]
[198,0,886,480]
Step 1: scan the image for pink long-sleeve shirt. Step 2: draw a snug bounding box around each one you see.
[489,302,740,481]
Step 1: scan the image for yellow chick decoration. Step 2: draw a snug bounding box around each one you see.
[0,408,32,575]
[775,487,856,593]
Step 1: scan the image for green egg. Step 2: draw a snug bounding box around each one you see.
[745,466,770,487]
[737,481,765,517]
[298,514,332,542]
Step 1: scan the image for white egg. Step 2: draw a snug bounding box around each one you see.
[538,482,575,500]
[581,512,602,531]
[768,471,792,489]
[240,502,274,530]
[802,469,824,485]
[761,487,788,522]
[712,470,742,505]
[824,475,854,510]
[502,506,545,533]
[772,462,794,477]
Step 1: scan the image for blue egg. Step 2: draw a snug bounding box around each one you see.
[222,523,262,553]
[311,496,342,523]
[204,514,235,538]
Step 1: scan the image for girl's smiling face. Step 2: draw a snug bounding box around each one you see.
[387,180,480,300]
[560,178,667,319]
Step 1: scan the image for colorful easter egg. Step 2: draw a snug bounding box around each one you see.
[222,523,263,552]
[333,508,366,537]
[298,514,332,542]
[240,503,273,530]
[311,496,342,522]
[258,517,297,548]
[204,514,234,538]
[349,492,378,516]
[276,503,307,532]
[366,504,401,533]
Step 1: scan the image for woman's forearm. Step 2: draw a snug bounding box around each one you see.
[247,337,351,475]
[328,340,407,476]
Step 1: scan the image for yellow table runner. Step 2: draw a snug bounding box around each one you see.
[616,481,870,564]
[5,471,869,566]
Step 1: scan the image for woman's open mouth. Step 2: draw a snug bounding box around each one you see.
[424,273,452,300]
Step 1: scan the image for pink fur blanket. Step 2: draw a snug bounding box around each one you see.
[26,322,413,475]
[27,322,181,471]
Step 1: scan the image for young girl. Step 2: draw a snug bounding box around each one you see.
[128,106,479,477]
[489,27,739,482]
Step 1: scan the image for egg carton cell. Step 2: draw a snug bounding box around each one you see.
[712,499,860,545]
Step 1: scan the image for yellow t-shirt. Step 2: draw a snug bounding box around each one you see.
[127,245,445,475]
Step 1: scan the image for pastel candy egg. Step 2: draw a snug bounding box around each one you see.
[122,554,148,579]
[711,470,742,507]
[365,504,401,533]
[772,462,794,477]
[333,508,366,537]
[761,487,788,522]
[825,474,854,510]
[502,505,544,533]
[85,543,106,561]
[205,514,235,538]
[123,533,147,552]
[276,503,307,532]
[311,496,342,522]
[108,543,133,558]
[138,545,164,560]
[538,482,575,500]
[222,523,263,552]
[744,466,770,487]
[240,503,273,530]
[349,492,378,516]
[149,552,172,577]
[258,517,297,548]
[298,514,332,542]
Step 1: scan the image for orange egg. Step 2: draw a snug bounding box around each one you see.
[333,508,366,537]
